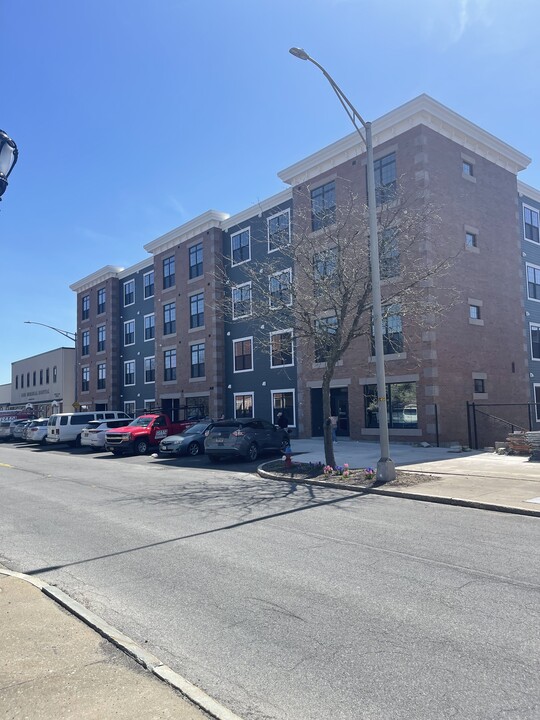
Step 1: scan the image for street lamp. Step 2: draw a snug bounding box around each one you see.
[289,47,396,482]
[0,129,19,199]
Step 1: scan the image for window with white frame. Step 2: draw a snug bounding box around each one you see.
[269,268,292,308]
[268,210,290,252]
[234,393,253,418]
[163,302,176,335]
[232,282,252,319]
[124,319,135,346]
[144,313,155,340]
[124,401,136,417]
[524,205,539,244]
[527,264,540,301]
[144,356,155,383]
[233,337,253,372]
[271,390,295,426]
[270,330,294,368]
[231,228,250,265]
[144,399,155,411]
[143,270,154,299]
[124,279,135,306]
[190,343,205,378]
[97,325,106,352]
[124,360,135,386]
[531,323,540,360]
[534,384,540,422]
[81,366,89,392]
[81,330,90,356]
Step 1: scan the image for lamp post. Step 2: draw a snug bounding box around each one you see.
[24,321,78,412]
[289,47,396,482]
[0,129,19,200]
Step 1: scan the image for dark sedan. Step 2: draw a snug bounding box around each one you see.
[158,421,214,457]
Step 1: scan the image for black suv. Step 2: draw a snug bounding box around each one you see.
[204,418,290,462]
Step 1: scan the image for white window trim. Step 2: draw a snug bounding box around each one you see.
[123,319,135,346]
[530,322,540,361]
[269,268,293,309]
[233,391,254,419]
[526,262,540,302]
[123,279,135,307]
[269,329,294,368]
[144,399,156,411]
[231,227,251,267]
[533,384,540,422]
[271,388,296,427]
[124,401,136,416]
[124,360,136,387]
[143,356,155,384]
[143,270,155,299]
[144,312,155,341]
[232,282,252,320]
[267,208,291,253]
[523,203,540,245]
[233,335,254,374]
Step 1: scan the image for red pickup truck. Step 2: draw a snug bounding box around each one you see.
[104,413,194,455]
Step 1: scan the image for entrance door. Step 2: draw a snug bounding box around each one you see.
[310,388,349,437]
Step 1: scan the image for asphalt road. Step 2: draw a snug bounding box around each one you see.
[1,441,539,720]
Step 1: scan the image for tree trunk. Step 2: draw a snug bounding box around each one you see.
[321,370,336,467]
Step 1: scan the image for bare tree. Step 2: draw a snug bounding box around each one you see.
[216,181,455,467]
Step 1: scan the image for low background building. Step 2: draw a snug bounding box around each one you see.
[10,347,75,417]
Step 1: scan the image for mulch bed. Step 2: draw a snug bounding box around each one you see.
[260,460,441,488]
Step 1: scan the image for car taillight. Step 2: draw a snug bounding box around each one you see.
[231,430,245,437]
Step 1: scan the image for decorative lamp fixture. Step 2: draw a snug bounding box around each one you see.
[0,129,19,199]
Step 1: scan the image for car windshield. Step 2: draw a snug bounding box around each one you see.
[183,423,209,436]
[128,417,152,427]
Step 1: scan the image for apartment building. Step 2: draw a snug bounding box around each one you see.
[70,94,536,445]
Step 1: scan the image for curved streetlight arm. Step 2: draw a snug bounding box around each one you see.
[24,321,76,342]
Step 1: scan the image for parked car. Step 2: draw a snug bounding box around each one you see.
[81,419,132,450]
[105,413,195,455]
[204,418,290,463]
[47,411,131,447]
[12,420,34,441]
[0,421,14,441]
[158,421,214,457]
[24,419,49,444]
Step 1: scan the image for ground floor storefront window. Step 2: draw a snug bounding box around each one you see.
[364,382,417,429]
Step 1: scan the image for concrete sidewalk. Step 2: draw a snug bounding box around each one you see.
[282,438,540,517]
[0,569,242,720]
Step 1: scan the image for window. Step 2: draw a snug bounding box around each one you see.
[144,356,155,383]
[52,366,57,383]
[190,343,205,378]
[469,304,481,320]
[233,337,253,372]
[33,371,36,386]
[46,368,49,383]
[81,366,89,392]
[527,264,540,301]
[163,303,176,335]
[234,393,253,419]
[190,292,204,328]
[97,288,106,314]
[124,319,135,346]
[124,360,135,386]
[124,401,136,417]
[163,256,175,288]
[189,242,203,279]
[164,349,176,381]
[232,283,252,319]
[186,396,210,419]
[81,330,90,356]
[268,210,290,252]
[269,269,292,308]
[534,384,540,422]
[531,324,540,360]
[474,378,485,394]
[97,363,106,390]
[231,228,250,265]
[313,247,337,281]
[311,181,336,231]
[97,325,106,352]
[123,279,135,306]
[144,270,154,299]
[270,330,293,368]
[462,160,474,177]
[82,295,90,320]
[144,399,155,412]
[373,153,396,204]
[364,381,417,429]
[272,390,295,426]
[15,375,18,389]
[372,305,403,355]
[144,313,155,340]
[21,374,23,388]
[466,231,477,248]
[27,372,30,387]
[524,206,540,244]
[315,316,338,363]
[380,228,400,279]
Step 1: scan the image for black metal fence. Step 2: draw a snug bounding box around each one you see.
[466,402,539,450]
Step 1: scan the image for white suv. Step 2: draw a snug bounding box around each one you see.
[81,419,130,449]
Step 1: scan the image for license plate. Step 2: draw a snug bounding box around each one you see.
[216,438,224,444]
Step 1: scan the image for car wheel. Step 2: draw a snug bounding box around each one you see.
[208,454,221,463]
[187,441,200,457]
[246,442,259,462]
[133,438,148,455]
[40,436,48,446]
[111,449,122,456]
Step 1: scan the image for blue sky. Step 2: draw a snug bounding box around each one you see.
[2,0,540,385]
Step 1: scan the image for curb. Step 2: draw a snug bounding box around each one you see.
[257,466,540,518]
[0,568,244,720]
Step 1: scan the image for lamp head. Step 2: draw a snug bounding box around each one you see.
[289,47,310,61]
[0,129,19,199]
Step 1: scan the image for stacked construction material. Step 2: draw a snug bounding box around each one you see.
[525,431,540,462]
[505,432,531,455]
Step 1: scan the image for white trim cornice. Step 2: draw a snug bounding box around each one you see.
[518,180,540,204]
[143,210,230,256]
[221,188,292,231]
[118,258,154,279]
[278,94,531,186]
[70,265,124,293]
